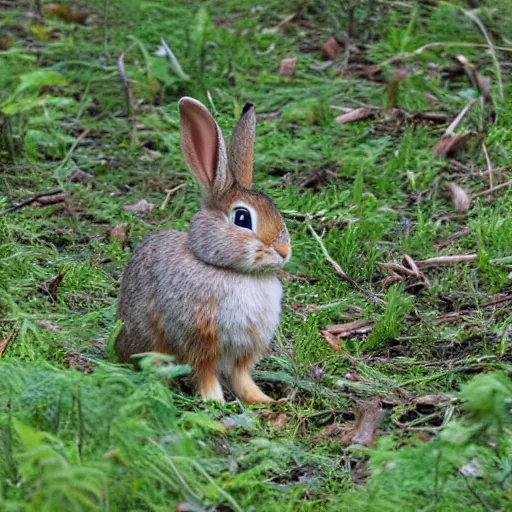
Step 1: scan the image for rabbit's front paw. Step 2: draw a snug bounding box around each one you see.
[200,375,225,404]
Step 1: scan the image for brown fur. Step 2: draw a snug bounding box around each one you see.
[231,353,272,404]
[187,297,219,396]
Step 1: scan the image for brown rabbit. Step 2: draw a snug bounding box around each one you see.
[115,98,291,404]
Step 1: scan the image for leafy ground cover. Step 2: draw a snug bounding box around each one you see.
[1,0,512,510]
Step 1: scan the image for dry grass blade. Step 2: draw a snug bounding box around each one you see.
[445,182,471,213]
[307,223,384,304]
[481,142,494,190]
[462,8,504,100]
[118,47,138,146]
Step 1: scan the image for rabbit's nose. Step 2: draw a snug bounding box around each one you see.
[274,242,290,260]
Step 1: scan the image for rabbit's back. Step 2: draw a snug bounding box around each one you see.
[116,230,282,371]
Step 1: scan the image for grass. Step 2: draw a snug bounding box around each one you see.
[1,0,512,510]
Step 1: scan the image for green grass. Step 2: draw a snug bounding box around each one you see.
[1,0,512,510]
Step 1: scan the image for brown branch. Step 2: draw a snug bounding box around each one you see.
[0,187,63,215]
[472,179,512,199]
[415,254,478,269]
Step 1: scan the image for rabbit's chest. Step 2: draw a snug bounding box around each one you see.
[216,276,282,357]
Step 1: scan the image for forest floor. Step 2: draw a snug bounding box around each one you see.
[1,1,512,510]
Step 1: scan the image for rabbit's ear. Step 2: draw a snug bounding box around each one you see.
[228,103,256,189]
[179,97,231,196]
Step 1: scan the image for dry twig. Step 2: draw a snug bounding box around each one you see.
[307,223,384,304]
[0,187,64,215]
[472,178,512,198]
[415,254,478,268]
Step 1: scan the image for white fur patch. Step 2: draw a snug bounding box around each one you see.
[216,274,282,375]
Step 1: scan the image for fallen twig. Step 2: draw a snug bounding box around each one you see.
[415,254,478,269]
[160,183,187,210]
[118,46,138,146]
[472,178,512,199]
[307,223,384,304]
[0,187,64,215]
[378,41,512,69]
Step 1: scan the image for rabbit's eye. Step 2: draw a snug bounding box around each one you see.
[232,207,252,230]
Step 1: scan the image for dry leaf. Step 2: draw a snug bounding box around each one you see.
[321,37,341,60]
[0,331,16,357]
[63,352,96,374]
[108,223,128,247]
[46,4,90,24]
[342,399,385,447]
[459,458,483,478]
[124,199,155,213]
[334,107,372,124]
[386,68,409,110]
[271,413,289,429]
[142,147,162,160]
[455,54,492,102]
[279,57,297,76]
[344,371,364,382]
[36,320,67,333]
[432,133,471,158]
[38,272,66,302]
[69,168,94,183]
[445,182,471,213]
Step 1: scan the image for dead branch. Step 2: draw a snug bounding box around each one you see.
[0,187,64,215]
[472,178,512,199]
[415,254,478,269]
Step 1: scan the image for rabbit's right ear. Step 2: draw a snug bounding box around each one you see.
[179,97,231,197]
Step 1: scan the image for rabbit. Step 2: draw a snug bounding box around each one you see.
[115,97,291,404]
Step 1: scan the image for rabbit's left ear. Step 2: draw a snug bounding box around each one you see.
[228,103,256,189]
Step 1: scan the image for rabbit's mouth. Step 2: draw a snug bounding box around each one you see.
[245,240,290,273]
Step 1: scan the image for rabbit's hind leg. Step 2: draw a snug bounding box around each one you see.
[231,355,273,404]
